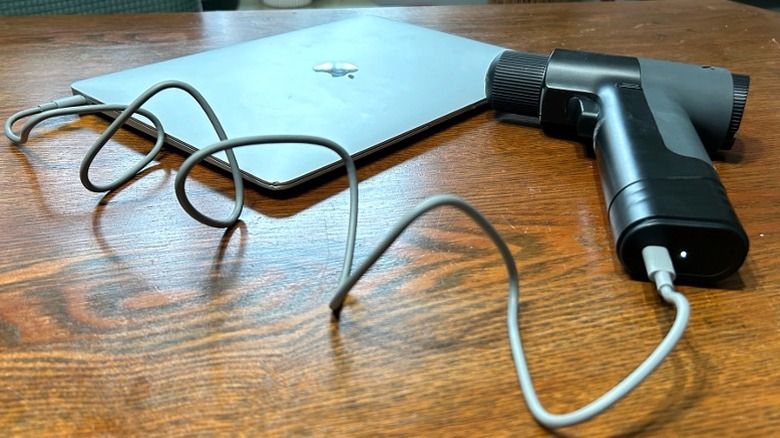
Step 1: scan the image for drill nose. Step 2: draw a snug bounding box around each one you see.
[486,50,549,118]
[722,73,750,150]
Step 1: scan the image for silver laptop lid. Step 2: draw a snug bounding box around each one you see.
[71,16,505,190]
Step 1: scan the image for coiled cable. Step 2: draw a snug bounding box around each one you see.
[5,82,689,428]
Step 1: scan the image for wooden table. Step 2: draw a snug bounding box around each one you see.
[1,1,778,435]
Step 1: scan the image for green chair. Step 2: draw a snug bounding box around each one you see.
[0,0,203,16]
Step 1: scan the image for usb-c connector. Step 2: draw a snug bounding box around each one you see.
[37,95,89,112]
[642,245,690,317]
[6,95,90,144]
[642,245,676,292]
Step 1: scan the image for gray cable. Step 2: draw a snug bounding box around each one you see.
[5,80,244,226]
[328,195,689,428]
[9,102,165,191]
[4,81,690,428]
[174,134,359,286]
[507,247,689,428]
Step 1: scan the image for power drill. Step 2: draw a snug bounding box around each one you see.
[486,50,750,283]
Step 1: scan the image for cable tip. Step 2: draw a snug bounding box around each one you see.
[642,246,677,293]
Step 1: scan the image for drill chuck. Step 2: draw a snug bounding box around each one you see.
[486,51,549,118]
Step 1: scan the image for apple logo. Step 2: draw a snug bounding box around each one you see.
[313,61,358,79]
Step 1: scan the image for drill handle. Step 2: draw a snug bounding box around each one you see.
[591,84,748,282]
[591,83,717,205]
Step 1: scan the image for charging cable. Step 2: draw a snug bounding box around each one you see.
[5,81,245,226]
[5,82,689,428]
[507,245,689,428]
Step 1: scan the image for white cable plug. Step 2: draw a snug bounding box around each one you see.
[38,95,89,112]
[642,245,690,309]
[642,245,676,291]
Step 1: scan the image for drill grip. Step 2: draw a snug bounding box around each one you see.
[593,84,748,282]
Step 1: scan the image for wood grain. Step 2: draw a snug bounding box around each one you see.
[1,1,779,436]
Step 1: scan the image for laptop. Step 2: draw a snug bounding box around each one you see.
[71,16,505,190]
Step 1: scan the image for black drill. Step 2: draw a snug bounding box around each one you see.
[486,49,750,283]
